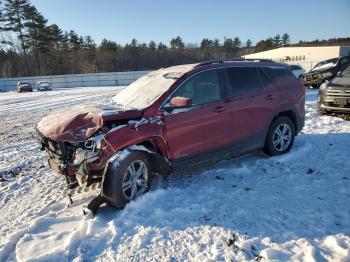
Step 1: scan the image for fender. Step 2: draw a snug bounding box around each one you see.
[104,122,170,159]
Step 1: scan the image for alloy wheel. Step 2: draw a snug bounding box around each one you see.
[272,123,292,152]
[122,160,148,200]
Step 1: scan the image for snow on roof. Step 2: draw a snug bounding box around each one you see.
[112,63,197,110]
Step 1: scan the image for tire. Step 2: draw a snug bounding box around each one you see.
[318,107,327,115]
[264,116,296,156]
[101,151,154,208]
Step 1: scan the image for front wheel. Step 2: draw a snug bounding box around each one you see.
[101,151,154,208]
[264,116,295,156]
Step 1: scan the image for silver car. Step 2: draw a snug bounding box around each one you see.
[37,81,52,91]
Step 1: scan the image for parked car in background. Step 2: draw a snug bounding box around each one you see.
[290,65,305,80]
[36,81,52,91]
[304,56,350,88]
[318,65,350,114]
[16,82,33,93]
[36,60,305,208]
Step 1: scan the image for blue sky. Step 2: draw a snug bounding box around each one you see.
[31,0,350,46]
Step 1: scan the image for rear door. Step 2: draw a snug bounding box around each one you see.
[221,66,273,145]
[162,69,229,160]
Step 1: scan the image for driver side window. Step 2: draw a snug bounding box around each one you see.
[171,69,221,106]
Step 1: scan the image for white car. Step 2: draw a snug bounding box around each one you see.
[290,65,305,79]
[36,81,52,91]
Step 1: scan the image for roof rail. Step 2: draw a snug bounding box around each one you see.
[194,58,275,68]
[194,60,224,68]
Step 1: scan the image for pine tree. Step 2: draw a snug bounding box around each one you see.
[1,0,32,74]
[281,33,290,46]
[200,38,213,48]
[213,39,220,47]
[47,24,63,49]
[233,37,241,49]
[157,42,167,52]
[223,38,234,51]
[68,30,80,49]
[23,5,49,74]
[272,34,281,47]
[245,39,252,48]
[148,40,156,51]
[170,36,184,49]
[83,35,96,68]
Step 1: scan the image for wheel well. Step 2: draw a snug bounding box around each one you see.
[136,141,170,176]
[137,141,160,154]
[275,110,297,130]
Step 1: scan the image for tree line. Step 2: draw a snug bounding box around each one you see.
[0,0,349,78]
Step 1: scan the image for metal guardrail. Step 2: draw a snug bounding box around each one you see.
[0,70,150,92]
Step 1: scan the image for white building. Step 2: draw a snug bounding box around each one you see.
[242,46,350,71]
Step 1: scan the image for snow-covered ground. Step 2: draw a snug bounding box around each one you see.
[0,87,349,261]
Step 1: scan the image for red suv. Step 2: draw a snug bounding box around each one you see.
[37,60,305,208]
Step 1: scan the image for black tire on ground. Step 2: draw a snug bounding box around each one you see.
[264,116,296,156]
[318,107,327,115]
[101,151,154,209]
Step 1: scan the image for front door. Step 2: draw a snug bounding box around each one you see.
[162,69,228,160]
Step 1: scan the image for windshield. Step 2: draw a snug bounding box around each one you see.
[112,64,195,110]
[340,66,350,77]
[313,58,338,70]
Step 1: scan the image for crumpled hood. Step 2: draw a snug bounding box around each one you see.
[37,101,143,142]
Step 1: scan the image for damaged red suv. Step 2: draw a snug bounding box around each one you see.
[37,60,305,208]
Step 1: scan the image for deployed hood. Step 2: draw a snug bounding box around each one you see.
[310,58,338,73]
[312,63,336,72]
[37,100,143,142]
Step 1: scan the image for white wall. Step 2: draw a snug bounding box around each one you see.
[242,46,350,71]
[0,70,150,92]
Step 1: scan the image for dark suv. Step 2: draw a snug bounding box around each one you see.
[37,60,305,208]
[304,56,350,87]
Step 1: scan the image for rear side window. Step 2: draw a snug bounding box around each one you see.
[224,67,261,97]
[263,66,293,80]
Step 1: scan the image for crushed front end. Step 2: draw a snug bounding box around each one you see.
[37,130,109,188]
[304,71,324,86]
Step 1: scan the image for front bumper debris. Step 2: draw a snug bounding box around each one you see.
[304,71,324,86]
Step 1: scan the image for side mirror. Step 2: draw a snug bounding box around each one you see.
[170,96,192,107]
[337,71,341,76]
[162,96,192,112]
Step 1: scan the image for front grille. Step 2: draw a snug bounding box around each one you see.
[325,89,350,98]
[324,88,350,108]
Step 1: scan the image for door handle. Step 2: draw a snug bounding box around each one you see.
[265,94,276,100]
[213,106,225,113]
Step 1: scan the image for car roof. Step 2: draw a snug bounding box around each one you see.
[166,59,288,76]
[191,59,288,73]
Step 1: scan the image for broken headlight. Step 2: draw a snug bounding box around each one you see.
[82,135,107,151]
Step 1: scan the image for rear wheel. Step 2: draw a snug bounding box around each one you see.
[264,116,295,156]
[101,151,154,208]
